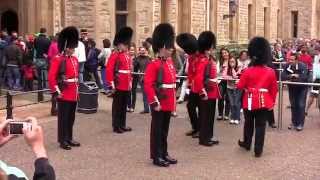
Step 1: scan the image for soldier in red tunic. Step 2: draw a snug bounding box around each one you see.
[48,26,80,150]
[106,27,133,134]
[237,37,278,157]
[144,23,177,167]
[176,33,200,138]
[195,31,221,146]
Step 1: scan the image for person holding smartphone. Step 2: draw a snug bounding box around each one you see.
[0,117,55,180]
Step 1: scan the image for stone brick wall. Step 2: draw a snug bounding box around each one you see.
[64,0,96,37]
[191,0,207,36]
[282,0,313,39]
[58,0,320,48]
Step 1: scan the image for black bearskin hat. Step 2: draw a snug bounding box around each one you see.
[176,33,198,55]
[113,27,133,46]
[248,37,272,65]
[198,31,216,53]
[58,26,79,53]
[152,23,175,53]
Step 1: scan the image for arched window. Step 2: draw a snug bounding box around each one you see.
[1,10,18,34]
[116,0,128,32]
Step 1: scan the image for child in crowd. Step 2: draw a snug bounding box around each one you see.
[21,60,37,91]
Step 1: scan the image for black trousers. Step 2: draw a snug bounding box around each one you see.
[267,110,275,126]
[24,79,33,91]
[112,90,129,129]
[150,110,171,159]
[57,100,77,143]
[128,77,138,109]
[243,109,268,154]
[199,99,216,143]
[218,81,230,117]
[186,92,200,131]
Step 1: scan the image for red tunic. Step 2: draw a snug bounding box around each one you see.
[48,55,79,102]
[144,57,176,112]
[106,51,132,91]
[236,66,278,110]
[192,54,221,99]
[299,54,312,70]
[187,54,199,92]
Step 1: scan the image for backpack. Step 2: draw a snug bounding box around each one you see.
[85,48,100,70]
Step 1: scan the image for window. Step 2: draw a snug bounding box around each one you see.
[116,0,128,32]
[161,0,168,23]
[248,4,252,39]
[277,9,281,38]
[292,11,298,38]
[264,7,270,38]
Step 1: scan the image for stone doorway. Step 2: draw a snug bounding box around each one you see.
[1,10,18,34]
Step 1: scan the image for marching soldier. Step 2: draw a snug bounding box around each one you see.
[176,33,200,138]
[195,31,221,146]
[144,23,177,167]
[106,27,133,134]
[237,37,278,157]
[48,26,80,150]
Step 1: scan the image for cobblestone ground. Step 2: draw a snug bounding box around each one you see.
[1,91,320,180]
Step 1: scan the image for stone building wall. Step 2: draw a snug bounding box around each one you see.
[1,0,320,48]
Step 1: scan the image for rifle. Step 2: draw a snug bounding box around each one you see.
[203,61,212,91]
[155,60,166,99]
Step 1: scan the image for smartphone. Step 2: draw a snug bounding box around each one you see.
[8,121,32,135]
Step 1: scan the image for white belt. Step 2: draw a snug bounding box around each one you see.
[118,70,131,74]
[209,78,218,83]
[259,88,268,92]
[161,84,176,89]
[64,78,78,83]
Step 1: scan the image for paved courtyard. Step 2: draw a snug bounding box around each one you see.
[1,91,320,180]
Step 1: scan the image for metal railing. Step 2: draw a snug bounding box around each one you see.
[0,89,51,119]
[1,62,319,129]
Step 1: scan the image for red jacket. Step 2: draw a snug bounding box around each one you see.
[48,55,79,102]
[299,53,312,70]
[22,65,36,80]
[144,57,177,112]
[236,66,278,110]
[193,54,221,99]
[106,51,132,91]
[187,54,198,92]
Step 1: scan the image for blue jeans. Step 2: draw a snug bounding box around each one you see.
[37,68,48,89]
[5,66,21,90]
[79,62,85,83]
[227,88,242,120]
[141,81,150,112]
[100,67,110,91]
[288,86,308,127]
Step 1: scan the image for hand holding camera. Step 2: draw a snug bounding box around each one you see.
[0,117,47,159]
[0,120,13,147]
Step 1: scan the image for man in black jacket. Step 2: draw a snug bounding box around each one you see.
[34,28,51,89]
[0,117,55,180]
[4,39,23,90]
[0,37,8,92]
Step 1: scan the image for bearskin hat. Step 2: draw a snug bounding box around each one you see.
[152,23,175,53]
[113,27,133,46]
[248,37,272,65]
[198,31,216,53]
[176,33,198,55]
[58,26,79,53]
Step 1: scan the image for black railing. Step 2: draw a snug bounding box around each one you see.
[0,89,51,119]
